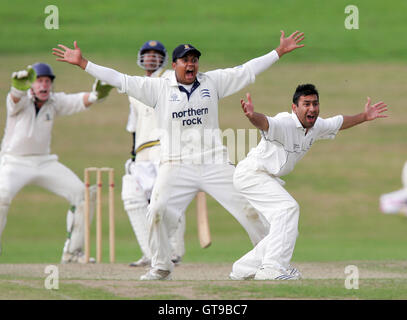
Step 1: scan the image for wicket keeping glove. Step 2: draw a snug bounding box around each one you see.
[88,79,114,103]
[10,65,36,98]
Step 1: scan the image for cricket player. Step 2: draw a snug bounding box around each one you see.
[0,62,113,263]
[122,40,185,267]
[52,30,304,280]
[379,161,407,215]
[229,84,388,280]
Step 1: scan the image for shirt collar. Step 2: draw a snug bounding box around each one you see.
[291,111,317,134]
[178,78,200,101]
[291,112,304,129]
[169,71,179,87]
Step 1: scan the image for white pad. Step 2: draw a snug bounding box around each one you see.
[122,174,148,210]
[122,174,152,257]
[66,208,74,233]
[0,205,9,255]
[122,172,185,259]
[125,161,158,200]
[126,206,152,258]
[63,185,97,253]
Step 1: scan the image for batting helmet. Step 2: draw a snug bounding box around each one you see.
[137,40,168,71]
[32,63,56,81]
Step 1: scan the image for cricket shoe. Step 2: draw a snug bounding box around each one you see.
[287,264,302,279]
[61,250,95,264]
[229,272,255,280]
[129,256,151,267]
[140,268,172,281]
[254,267,299,280]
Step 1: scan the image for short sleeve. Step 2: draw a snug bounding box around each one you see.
[260,115,286,142]
[315,115,344,140]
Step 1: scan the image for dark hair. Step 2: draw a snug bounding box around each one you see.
[292,84,319,105]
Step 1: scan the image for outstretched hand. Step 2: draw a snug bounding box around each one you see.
[341,96,388,130]
[52,41,88,69]
[276,30,305,57]
[240,93,269,131]
[364,97,388,121]
[241,93,254,118]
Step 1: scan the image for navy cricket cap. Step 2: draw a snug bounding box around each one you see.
[32,62,55,81]
[172,44,201,62]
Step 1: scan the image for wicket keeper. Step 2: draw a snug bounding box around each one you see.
[0,63,113,263]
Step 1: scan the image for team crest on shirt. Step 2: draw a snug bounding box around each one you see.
[45,114,51,121]
[169,93,180,102]
[200,89,210,98]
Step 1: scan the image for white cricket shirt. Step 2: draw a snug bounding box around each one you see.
[245,112,344,177]
[123,65,256,163]
[86,50,280,164]
[1,90,87,156]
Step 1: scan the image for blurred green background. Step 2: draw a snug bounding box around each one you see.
[0,0,406,265]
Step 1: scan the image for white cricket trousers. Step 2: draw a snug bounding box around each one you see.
[0,154,85,240]
[231,159,300,277]
[147,162,269,271]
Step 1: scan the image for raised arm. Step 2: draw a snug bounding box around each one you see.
[52,41,124,90]
[246,30,305,76]
[9,66,36,103]
[241,93,269,131]
[52,41,88,70]
[340,97,388,130]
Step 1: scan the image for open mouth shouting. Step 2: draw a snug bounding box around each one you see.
[32,76,52,102]
[185,68,195,81]
[306,114,316,122]
[36,89,50,100]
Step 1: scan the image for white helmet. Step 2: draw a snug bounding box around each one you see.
[137,40,168,71]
